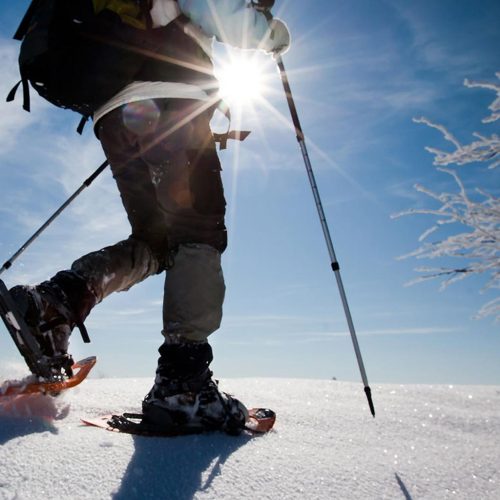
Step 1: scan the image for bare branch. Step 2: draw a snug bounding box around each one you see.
[398,74,500,321]
[413,74,500,169]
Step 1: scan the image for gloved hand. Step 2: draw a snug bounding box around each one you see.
[263,18,290,55]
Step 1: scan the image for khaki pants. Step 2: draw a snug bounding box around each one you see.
[62,99,227,342]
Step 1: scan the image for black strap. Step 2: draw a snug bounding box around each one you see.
[39,316,90,344]
[214,130,251,150]
[212,101,251,150]
[38,284,92,345]
[77,321,91,343]
[77,115,90,135]
[6,80,22,103]
[6,78,31,112]
[21,77,30,112]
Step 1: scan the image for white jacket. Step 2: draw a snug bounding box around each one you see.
[153,0,273,52]
[94,0,275,123]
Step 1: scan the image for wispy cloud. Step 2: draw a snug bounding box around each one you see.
[219,313,461,346]
[0,32,132,287]
[221,325,461,347]
[0,93,128,285]
[388,1,495,79]
[85,300,162,334]
[295,326,460,339]
[0,38,49,155]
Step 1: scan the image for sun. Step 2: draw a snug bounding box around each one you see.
[216,54,266,106]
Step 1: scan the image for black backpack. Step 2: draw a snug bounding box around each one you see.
[8,0,156,132]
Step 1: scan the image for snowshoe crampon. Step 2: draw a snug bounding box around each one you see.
[0,356,96,398]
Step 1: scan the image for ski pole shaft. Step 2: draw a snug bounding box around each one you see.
[0,159,109,276]
[275,55,375,417]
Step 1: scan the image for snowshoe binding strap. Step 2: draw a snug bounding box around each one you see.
[39,316,91,344]
[108,413,205,436]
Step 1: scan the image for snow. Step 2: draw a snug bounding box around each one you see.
[0,377,499,499]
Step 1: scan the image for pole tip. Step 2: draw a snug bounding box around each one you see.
[364,386,375,418]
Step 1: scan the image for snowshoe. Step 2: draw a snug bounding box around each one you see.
[82,407,276,436]
[141,376,249,436]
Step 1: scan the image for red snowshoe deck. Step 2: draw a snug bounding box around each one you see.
[0,356,96,398]
[81,407,276,436]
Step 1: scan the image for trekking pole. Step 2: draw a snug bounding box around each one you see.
[275,55,375,417]
[0,159,109,276]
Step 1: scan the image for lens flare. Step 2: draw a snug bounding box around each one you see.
[216,56,265,106]
[122,99,161,135]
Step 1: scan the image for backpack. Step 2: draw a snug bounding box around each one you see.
[7,0,238,147]
[7,0,159,132]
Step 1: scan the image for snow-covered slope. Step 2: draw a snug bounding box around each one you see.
[0,377,499,499]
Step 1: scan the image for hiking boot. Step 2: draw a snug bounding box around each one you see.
[9,283,77,378]
[142,374,249,435]
[141,339,247,434]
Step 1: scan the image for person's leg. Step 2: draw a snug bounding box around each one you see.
[125,99,246,433]
[163,243,225,343]
[9,105,169,376]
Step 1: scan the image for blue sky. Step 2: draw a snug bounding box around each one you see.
[0,0,499,386]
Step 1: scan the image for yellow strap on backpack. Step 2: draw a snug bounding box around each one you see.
[92,0,148,29]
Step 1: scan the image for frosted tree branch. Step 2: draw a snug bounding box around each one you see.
[464,72,500,123]
[395,74,500,321]
[412,73,500,170]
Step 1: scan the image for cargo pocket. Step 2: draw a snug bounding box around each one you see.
[188,149,226,216]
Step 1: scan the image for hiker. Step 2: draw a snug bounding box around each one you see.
[9,0,290,434]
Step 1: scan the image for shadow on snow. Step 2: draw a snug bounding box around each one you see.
[113,432,252,500]
[395,472,413,500]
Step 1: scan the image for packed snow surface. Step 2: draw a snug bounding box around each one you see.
[0,376,499,499]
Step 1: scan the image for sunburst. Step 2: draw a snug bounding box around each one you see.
[216,52,269,107]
